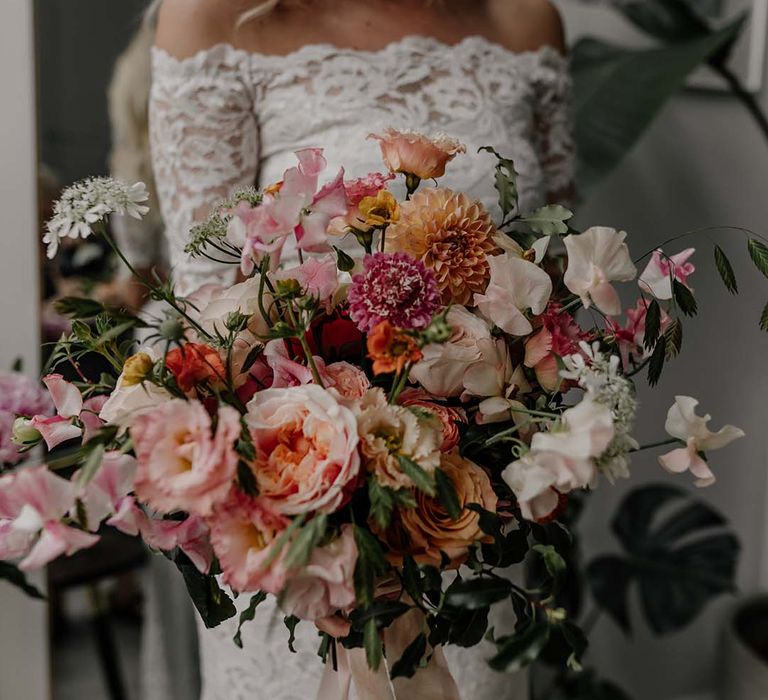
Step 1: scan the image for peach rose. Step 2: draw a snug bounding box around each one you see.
[324,361,371,402]
[245,385,360,515]
[372,450,497,567]
[132,400,241,517]
[398,388,467,452]
[208,491,291,593]
[280,524,358,621]
[369,128,465,180]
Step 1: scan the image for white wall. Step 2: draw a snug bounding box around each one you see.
[0,2,49,699]
[560,13,768,699]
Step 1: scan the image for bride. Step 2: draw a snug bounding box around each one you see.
[147,0,574,697]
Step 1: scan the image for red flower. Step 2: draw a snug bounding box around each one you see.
[166,343,226,394]
[367,321,422,376]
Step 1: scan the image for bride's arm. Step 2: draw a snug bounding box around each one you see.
[150,0,259,295]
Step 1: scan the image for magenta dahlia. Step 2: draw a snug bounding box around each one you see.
[348,252,441,333]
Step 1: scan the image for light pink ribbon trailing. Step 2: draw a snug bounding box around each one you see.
[316,609,462,700]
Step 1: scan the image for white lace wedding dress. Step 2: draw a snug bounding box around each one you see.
[146,35,574,700]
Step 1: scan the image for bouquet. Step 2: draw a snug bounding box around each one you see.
[2,128,763,695]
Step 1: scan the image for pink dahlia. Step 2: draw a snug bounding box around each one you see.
[348,252,440,333]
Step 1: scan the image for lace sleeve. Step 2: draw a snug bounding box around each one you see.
[531,49,575,205]
[149,45,259,295]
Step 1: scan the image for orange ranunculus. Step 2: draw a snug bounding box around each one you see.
[367,321,423,376]
[165,343,227,393]
[371,450,497,568]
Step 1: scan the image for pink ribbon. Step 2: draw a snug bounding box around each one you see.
[316,609,462,700]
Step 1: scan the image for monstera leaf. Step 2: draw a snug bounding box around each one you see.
[572,18,744,192]
[618,0,711,41]
[587,484,739,635]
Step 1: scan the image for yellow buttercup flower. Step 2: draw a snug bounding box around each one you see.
[358,190,400,228]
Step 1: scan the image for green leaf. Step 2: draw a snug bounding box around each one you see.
[673,280,698,317]
[714,245,738,294]
[353,526,388,608]
[402,555,423,603]
[488,620,550,672]
[233,592,267,648]
[435,468,461,520]
[334,246,356,273]
[532,544,567,582]
[75,443,105,492]
[643,299,662,350]
[364,617,383,671]
[390,633,428,680]
[619,0,710,42]
[479,146,519,217]
[170,550,237,629]
[350,600,411,631]
[283,515,328,570]
[284,616,300,653]
[664,318,683,360]
[368,479,417,531]
[397,455,436,496]
[520,205,573,236]
[444,577,513,610]
[0,562,45,599]
[590,484,740,635]
[747,238,768,279]
[561,621,589,670]
[572,20,744,191]
[760,301,768,332]
[647,338,666,387]
[448,607,490,648]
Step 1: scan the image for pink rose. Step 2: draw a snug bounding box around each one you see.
[369,128,466,180]
[208,491,291,593]
[132,400,241,517]
[324,362,370,402]
[280,524,357,621]
[245,385,360,515]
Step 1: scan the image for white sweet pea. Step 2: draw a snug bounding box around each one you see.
[474,254,552,336]
[638,248,695,300]
[658,396,744,487]
[531,397,615,460]
[564,227,637,316]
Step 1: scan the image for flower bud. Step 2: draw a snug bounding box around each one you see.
[12,417,41,446]
[122,352,155,387]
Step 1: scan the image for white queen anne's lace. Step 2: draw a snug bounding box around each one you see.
[562,342,639,481]
[44,177,149,258]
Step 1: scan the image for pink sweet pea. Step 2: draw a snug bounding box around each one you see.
[79,452,137,531]
[0,467,99,571]
[24,375,95,450]
[639,248,695,300]
[658,396,744,487]
[238,149,348,272]
[272,255,340,303]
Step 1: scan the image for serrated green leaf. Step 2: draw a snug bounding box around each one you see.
[647,338,666,387]
[673,280,698,317]
[364,617,383,670]
[353,526,388,608]
[748,238,768,279]
[643,299,662,350]
[664,318,683,359]
[0,562,45,599]
[761,301,768,332]
[397,455,436,496]
[714,245,738,294]
[479,146,519,217]
[283,514,328,570]
[233,592,267,648]
[520,205,573,236]
[390,632,428,679]
[435,468,461,520]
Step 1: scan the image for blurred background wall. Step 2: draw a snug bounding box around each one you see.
[558,9,768,695]
[0,2,48,699]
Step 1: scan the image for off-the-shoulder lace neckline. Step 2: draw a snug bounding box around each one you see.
[151,34,566,68]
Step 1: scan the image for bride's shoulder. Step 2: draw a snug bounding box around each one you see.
[487,0,566,54]
[155,0,246,58]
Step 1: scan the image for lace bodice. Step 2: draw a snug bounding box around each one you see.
[149,35,574,295]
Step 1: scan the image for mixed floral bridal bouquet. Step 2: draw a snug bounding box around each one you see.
[2,128,764,696]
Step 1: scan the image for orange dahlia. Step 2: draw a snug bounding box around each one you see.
[385,188,500,306]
